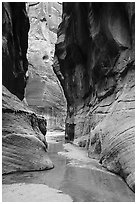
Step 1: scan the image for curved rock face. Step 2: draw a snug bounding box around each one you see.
[2,2,53,174]
[54,3,135,191]
[25,2,67,130]
[2,3,30,100]
[2,85,53,174]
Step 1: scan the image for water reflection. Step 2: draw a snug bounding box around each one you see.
[2,133,135,202]
[60,166,134,202]
[3,152,67,190]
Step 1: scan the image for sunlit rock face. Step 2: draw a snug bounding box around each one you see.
[2,85,53,174]
[25,2,66,130]
[54,2,135,191]
[2,2,30,100]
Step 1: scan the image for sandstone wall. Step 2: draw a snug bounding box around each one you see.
[54,2,135,191]
[2,85,53,174]
[2,3,29,100]
[2,2,54,173]
[25,2,66,130]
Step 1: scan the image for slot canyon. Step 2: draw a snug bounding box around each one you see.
[2,2,135,202]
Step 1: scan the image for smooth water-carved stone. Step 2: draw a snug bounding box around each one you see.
[2,86,53,174]
[54,2,135,191]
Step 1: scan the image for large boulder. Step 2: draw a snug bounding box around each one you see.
[54,2,135,191]
[2,86,53,174]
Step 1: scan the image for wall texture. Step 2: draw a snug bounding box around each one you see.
[2,2,30,100]
[54,2,135,191]
[2,85,53,174]
[2,2,53,174]
[25,2,66,130]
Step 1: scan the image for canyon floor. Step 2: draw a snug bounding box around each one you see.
[2,131,135,202]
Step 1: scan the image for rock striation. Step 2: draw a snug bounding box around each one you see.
[54,2,135,191]
[2,2,53,174]
[2,85,53,174]
[25,2,66,130]
[2,2,30,100]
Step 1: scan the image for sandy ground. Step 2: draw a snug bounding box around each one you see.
[59,143,92,162]
[2,183,72,202]
[58,143,118,176]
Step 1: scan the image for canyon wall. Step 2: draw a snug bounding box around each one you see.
[2,85,53,174]
[25,2,66,130]
[54,2,135,191]
[2,2,29,100]
[2,2,53,174]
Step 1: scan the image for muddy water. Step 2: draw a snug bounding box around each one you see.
[2,132,135,202]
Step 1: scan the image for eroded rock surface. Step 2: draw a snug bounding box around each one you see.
[54,2,135,191]
[2,86,53,174]
[25,2,66,130]
[2,2,29,100]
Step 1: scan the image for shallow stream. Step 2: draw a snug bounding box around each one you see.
[2,132,135,202]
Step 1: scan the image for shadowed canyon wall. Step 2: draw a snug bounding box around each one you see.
[25,2,67,130]
[2,2,30,100]
[2,2,53,174]
[54,2,135,191]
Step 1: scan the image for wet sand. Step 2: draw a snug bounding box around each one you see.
[2,183,72,202]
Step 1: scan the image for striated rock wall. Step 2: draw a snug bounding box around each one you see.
[25,2,66,130]
[54,2,135,191]
[2,2,30,100]
[2,2,54,174]
[2,85,53,174]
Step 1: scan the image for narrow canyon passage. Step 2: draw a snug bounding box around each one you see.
[2,2,135,202]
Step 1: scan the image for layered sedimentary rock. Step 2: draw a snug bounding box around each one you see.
[2,2,30,100]
[2,85,53,174]
[25,2,66,130]
[54,3,135,191]
[2,2,53,174]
